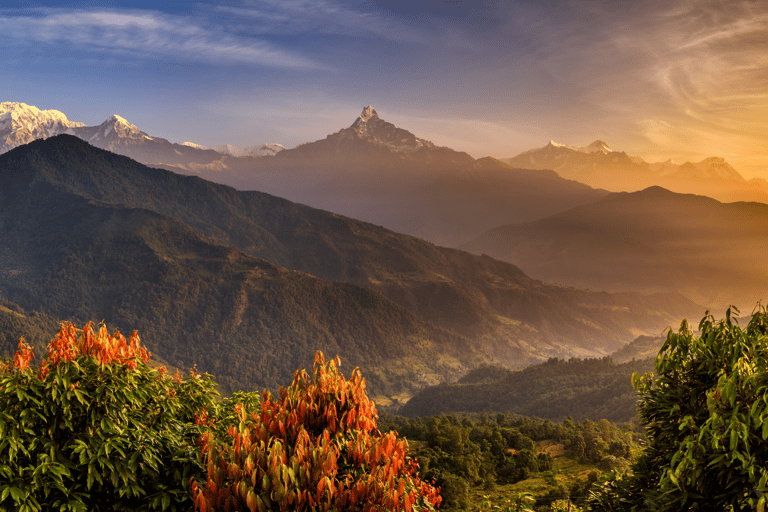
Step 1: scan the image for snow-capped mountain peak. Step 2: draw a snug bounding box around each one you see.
[0,101,86,153]
[586,140,612,154]
[181,142,285,157]
[358,106,378,123]
[107,114,130,126]
[91,114,149,142]
[341,105,433,153]
[545,139,612,154]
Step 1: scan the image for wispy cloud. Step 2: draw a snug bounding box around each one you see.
[212,0,448,49]
[496,0,768,160]
[0,7,324,69]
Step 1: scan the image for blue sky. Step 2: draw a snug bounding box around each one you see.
[2,0,767,177]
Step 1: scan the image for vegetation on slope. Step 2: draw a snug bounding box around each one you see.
[379,413,640,510]
[0,187,478,397]
[0,296,60,359]
[398,357,654,423]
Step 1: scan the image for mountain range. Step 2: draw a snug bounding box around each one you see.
[1,102,611,247]
[160,106,616,247]
[505,140,768,204]
[0,135,701,404]
[1,101,237,167]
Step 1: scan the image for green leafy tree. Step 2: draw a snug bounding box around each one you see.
[590,307,768,511]
[0,322,219,512]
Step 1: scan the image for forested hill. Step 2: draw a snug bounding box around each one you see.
[0,183,478,397]
[399,356,654,423]
[1,135,700,399]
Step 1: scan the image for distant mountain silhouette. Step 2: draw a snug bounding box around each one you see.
[399,356,653,422]
[505,140,768,203]
[463,186,768,309]
[0,136,702,399]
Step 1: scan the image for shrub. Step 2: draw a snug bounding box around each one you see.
[191,351,442,511]
[0,322,219,512]
[590,307,768,510]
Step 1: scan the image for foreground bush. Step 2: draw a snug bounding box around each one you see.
[191,351,442,511]
[590,307,768,511]
[0,322,219,512]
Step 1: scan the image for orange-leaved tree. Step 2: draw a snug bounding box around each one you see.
[0,322,220,512]
[191,351,442,512]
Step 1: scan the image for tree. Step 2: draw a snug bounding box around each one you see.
[590,307,768,511]
[0,322,219,512]
[191,351,441,511]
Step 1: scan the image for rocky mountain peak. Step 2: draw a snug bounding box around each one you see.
[93,114,147,141]
[342,106,433,153]
[358,105,378,123]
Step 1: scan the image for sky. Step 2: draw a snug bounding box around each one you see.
[1,0,767,178]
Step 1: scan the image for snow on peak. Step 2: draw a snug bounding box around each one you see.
[0,101,87,153]
[546,139,612,154]
[358,106,378,123]
[107,114,131,126]
[0,101,85,131]
[91,113,147,141]
[180,142,285,157]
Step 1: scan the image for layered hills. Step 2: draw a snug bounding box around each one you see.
[0,135,701,401]
[463,186,768,309]
[162,107,610,246]
[0,102,609,247]
[505,140,768,204]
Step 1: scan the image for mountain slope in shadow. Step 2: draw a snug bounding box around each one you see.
[463,186,768,309]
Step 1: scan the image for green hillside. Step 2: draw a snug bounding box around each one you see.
[399,357,654,423]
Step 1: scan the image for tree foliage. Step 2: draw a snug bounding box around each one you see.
[591,307,768,511]
[381,413,638,510]
[191,351,442,512]
[2,325,440,511]
[0,322,220,512]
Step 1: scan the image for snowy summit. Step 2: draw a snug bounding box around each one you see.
[543,140,613,154]
[0,102,86,153]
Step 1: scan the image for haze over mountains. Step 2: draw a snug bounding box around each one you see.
[3,100,766,396]
[505,140,768,204]
[0,134,701,404]
[463,186,768,309]
[162,106,615,247]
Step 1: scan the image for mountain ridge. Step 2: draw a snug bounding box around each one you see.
[0,135,703,399]
[462,185,768,309]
